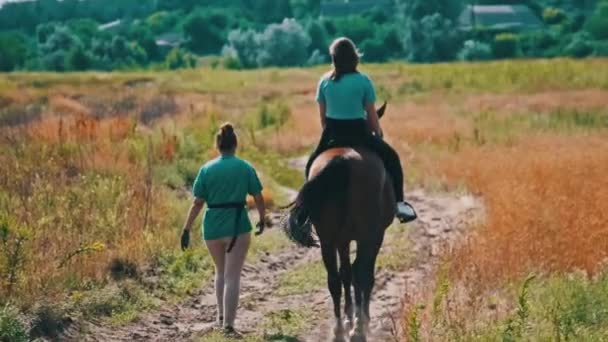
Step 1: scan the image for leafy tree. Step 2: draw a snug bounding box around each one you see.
[183,11,226,55]
[362,7,390,24]
[0,32,28,71]
[493,33,519,59]
[543,7,567,25]
[110,36,130,61]
[398,0,464,62]
[334,16,375,44]
[128,25,161,61]
[37,26,82,71]
[165,48,196,69]
[242,0,292,24]
[306,20,329,56]
[39,26,81,54]
[145,11,179,34]
[307,49,327,66]
[361,26,403,63]
[565,32,594,58]
[290,0,320,19]
[224,29,259,68]
[225,19,311,68]
[66,45,93,70]
[585,1,608,40]
[256,18,311,67]
[519,30,559,58]
[36,22,58,44]
[593,41,608,56]
[398,0,463,22]
[402,13,461,62]
[66,18,99,47]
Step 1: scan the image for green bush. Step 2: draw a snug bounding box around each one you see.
[164,48,196,70]
[458,40,493,61]
[543,7,567,25]
[565,32,594,58]
[593,40,608,56]
[493,33,519,59]
[29,302,70,339]
[585,1,608,40]
[0,305,27,342]
[519,30,559,58]
[222,55,242,70]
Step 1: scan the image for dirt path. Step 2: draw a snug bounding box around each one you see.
[71,188,480,342]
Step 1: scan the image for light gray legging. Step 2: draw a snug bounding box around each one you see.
[205,233,251,328]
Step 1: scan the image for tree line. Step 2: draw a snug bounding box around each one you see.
[0,0,607,72]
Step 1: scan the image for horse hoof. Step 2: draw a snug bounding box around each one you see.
[349,332,366,342]
[344,318,354,331]
[333,323,346,342]
[333,335,347,342]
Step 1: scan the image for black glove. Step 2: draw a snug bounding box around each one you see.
[255,219,266,236]
[181,229,190,251]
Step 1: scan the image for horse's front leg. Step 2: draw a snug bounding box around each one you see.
[321,243,345,341]
[351,238,382,341]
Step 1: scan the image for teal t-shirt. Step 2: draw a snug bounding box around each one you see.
[192,155,263,241]
[315,72,376,120]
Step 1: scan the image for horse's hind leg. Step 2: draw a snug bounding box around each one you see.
[350,239,382,341]
[338,243,353,330]
[362,239,382,326]
[321,242,345,341]
[351,242,368,341]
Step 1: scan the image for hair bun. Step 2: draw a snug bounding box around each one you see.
[217,122,238,152]
[220,123,234,134]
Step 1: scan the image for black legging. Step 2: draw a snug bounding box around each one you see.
[305,118,404,202]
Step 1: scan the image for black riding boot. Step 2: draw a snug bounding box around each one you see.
[305,127,332,179]
[366,135,404,202]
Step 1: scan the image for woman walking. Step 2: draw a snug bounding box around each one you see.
[181,123,266,337]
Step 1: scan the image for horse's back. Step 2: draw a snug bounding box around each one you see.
[311,147,395,244]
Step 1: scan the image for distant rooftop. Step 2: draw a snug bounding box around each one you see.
[458,4,544,31]
[320,0,393,17]
[155,32,184,48]
[98,19,122,31]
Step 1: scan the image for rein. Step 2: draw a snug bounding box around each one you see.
[207,202,246,253]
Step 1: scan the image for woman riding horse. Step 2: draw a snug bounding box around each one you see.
[305,37,412,222]
[285,37,417,341]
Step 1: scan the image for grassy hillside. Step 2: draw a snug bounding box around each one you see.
[1,58,608,340]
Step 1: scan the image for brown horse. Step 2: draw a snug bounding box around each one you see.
[285,106,398,341]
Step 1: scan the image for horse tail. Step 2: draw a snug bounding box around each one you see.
[283,156,350,247]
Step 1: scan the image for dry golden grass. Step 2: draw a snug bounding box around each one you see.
[1,60,608,329]
[441,134,608,286]
[463,89,608,115]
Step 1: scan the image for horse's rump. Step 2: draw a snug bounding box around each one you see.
[284,147,395,247]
